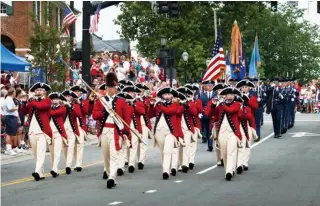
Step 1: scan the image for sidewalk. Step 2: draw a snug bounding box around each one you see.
[0,134,98,166]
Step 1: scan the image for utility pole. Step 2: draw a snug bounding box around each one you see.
[213,8,217,41]
[69,1,75,86]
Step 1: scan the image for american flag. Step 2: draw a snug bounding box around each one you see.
[89,4,101,34]
[202,30,225,82]
[63,7,77,36]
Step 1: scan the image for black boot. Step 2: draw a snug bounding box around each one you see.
[189,163,194,170]
[236,166,243,174]
[50,170,59,178]
[125,162,129,166]
[117,168,124,176]
[128,166,135,173]
[217,159,224,166]
[138,162,144,170]
[66,167,71,175]
[254,136,260,142]
[182,165,189,173]
[32,172,40,181]
[171,168,177,176]
[106,179,115,189]
[74,167,82,172]
[243,165,249,171]
[103,171,108,179]
[225,173,232,181]
[163,172,169,180]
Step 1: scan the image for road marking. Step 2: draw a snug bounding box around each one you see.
[144,190,157,194]
[108,201,123,205]
[1,160,103,187]
[197,132,274,175]
[264,120,320,122]
[174,180,183,183]
[290,132,320,137]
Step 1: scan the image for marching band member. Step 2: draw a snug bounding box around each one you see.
[61,90,82,175]
[176,87,197,172]
[184,83,202,170]
[211,87,242,181]
[122,86,145,173]
[236,79,259,140]
[135,83,153,170]
[92,72,130,189]
[70,85,95,172]
[26,82,52,181]
[48,92,67,178]
[148,87,181,180]
[205,81,227,167]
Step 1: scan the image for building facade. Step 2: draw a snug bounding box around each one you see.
[1,1,75,56]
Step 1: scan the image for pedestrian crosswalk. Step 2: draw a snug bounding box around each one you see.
[264,113,320,122]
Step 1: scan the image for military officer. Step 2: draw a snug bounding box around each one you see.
[26,82,52,181]
[48,92,67,178]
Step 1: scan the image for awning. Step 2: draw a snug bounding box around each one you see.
[0,44,32,72]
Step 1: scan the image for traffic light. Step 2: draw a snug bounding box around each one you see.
[271,1,277,12]
[317,1,320,14]
[169,2,179,17]
[158,1,169,14]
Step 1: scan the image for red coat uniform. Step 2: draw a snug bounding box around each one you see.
[148,101,179,139]
[78,99,94,132]
[92,96,129,151]
[26,97,53,138]
[50,105,67,140]
[192,99,202,131]
[247,94,258,112]
[175,104,185,139]
[142,96,152,130]
[65,102,82,137]
[127,100,146,134]
[238,106,251,141]
[213,101,242,140]
[204,100,216,130]
[182,101,198,134]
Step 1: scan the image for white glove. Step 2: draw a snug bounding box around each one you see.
[258,97,261,102]
[198,114,203,119]
[291,98,294,102]
[179,138,186,147]
[293,95,296,98]
[294,89,297,92]
[279,94,283,99]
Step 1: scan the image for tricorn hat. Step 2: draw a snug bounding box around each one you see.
[202,80,215,85]
[119,79,134,86]
[177,92,187,101]
[220,87,241,96]
[213,83,227,91]
[157,87,178,98]
[235,79,255,88]
[176,87,193,95]
[122,86,141,93]
[135,83,149,90]
[30,82,51,92]
[116,92,133,100]
[70,85,87,94]
[99,83,107,90]
[62,90,78,99]
[48,92,67,101]
[234,95,243,103]
[106,72,118,87]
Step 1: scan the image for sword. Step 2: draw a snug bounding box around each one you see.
[58,58,147,145]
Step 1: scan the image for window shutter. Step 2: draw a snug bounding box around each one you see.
[7,2,14,15]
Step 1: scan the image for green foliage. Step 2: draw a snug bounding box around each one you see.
[114,2,320,82]
[29,10,70,92]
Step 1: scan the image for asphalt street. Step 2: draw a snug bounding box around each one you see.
[1,113,320,206]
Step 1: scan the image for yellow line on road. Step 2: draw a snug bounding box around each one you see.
[1,160,103,187]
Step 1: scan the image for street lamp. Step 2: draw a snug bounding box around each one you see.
[181,50,189,83]
[161,37,167,47]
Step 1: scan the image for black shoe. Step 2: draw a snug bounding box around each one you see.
[106,179,115,189]
[171,168,177,176]
[32,172,40,181]
[138,162,144,170]
[189,163,194,170]
[217,159,224,166]
[66,167,71,175]
[284,128,287,133]
[103,171,108,179]
[50,170,59,178]
[243,165,249,171]
[281,129,285,134]
[225,173,232,181]
[117,168,124,176]
[261,122,264,126]
[207,146,213,152]
[125,162,129,166]
[254,136,260,142]
[274,135,281,139]
[182,165,189,173]
[202,139,207,143]
[128,166,135,173]
[236,166,243,174]
[163,172,169,180]
[74,167,82,172]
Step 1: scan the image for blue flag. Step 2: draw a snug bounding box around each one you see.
[249,37,261,78]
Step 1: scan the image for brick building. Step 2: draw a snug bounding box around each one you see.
[1,1,78,56]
